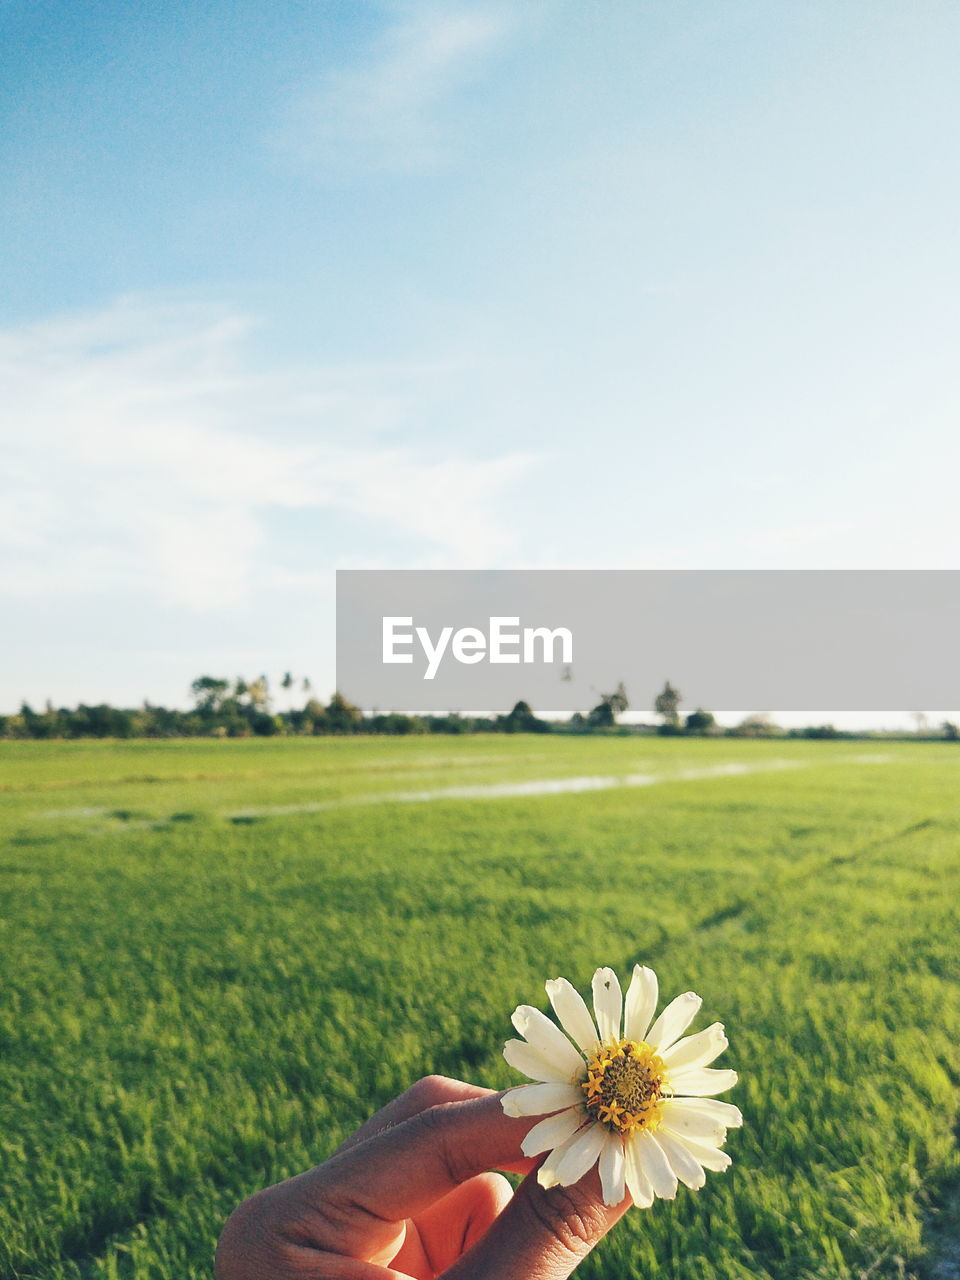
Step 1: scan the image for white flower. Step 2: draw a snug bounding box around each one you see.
[501,965,742,1208]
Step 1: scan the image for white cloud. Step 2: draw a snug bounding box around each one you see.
[277,3,513,172]
[0,296,534,608]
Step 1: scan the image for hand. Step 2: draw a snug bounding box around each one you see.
[215,1074,630,1279]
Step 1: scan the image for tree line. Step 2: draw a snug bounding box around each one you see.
[2,674,956,741]
[0,673,551,740]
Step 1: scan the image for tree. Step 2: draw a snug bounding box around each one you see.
[369,712,426,735]
[733,713,781,738]
[325,692,363,733]
[587,683,629,728]
[425,713,470,734]
[654,681,681,726]
[942,720,959,742]
[301,698,328,734]
[249,711,282,736]
[587,701,614,728]
[498,701,550,734]
[247,675,270,711]
[606,682,629,717]
[802,724,839,739]
[190,676,230,716]
[684,708,716,735]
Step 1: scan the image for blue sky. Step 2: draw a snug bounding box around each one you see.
[2,1,959,718]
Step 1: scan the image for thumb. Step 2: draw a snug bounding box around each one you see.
[441,1162,630,1280]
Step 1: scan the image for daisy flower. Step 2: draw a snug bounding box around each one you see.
[501,965,741,1208]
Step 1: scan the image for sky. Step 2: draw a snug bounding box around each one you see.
[2,1,959,721]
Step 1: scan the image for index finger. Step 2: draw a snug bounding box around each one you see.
[331,1075,496,1158]
[279,1092,542,1256]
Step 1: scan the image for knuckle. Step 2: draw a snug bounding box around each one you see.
[304,1184,360,1235]
[218,1190,263,1241]
[521,1184,608,1258]
[416,1101,476,1185]
[407,1073,459,1109]
[214,1192,279,1278]
[473,1169,513,1200]
[468,1171,514,1221]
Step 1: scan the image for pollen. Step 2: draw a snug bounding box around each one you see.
[581,1040,666,1135]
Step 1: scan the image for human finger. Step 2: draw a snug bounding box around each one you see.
[441,1162,630,1280]
[390,1173,514,1277]
[333,1076,494,1158]
[216,1171,515,1280]
[265,1092,538,1261]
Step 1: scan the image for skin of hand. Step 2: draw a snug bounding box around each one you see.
[214,1074,631,1280]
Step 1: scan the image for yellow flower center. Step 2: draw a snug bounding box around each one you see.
[581,1039,666,1135]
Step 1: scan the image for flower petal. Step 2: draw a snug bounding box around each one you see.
[592,967,623,1044]
[666,1066,738,1097]
[655,1129,707,1190]
[503,1038,579,1084]
[671,1135,733,1172]
[666,1097,743,1128]
[635,1131,678,1200]
[545,977,601,1056]
[623,965,658,1043]
[521,1106,585,1157]
[554,1120,608,1187]
[658,1100,726,1145]
[511,1005,585,1076]
[624,1135,655,1208]
[537,1129,584,1189]
[598,1131,626,1206]
[646,991,702,1053]
[661,1022,728,1072]
[501,1083,585,1117]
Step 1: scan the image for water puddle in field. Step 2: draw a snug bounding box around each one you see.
[33,754,895,822]
[37,805,109,819]
[225,758,810,818]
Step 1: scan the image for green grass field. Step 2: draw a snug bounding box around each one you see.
[2,736,959,1279]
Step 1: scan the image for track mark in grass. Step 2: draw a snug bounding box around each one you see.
[921,1126,960,1280]
[674,811,948,967]
[903,818,937,836]
[697,899,749,930]
[170,811,198,822]
[14,1175,165,1276]
[820,817,942,874]
[432,1033,491,1074]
